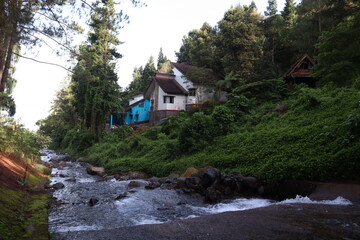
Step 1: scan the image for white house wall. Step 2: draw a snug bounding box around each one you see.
[129,94,144,105]
[173,67,194,90]
[157,87,186,111]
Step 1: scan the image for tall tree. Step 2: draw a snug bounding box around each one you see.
[281,0,297,27]
[157,47,168,70]
[0,0,82,93]
[215,5,265,89]
[265,0,277,16]
[71,0,122,139]
[313,11,360,86]
[175,23,216,69]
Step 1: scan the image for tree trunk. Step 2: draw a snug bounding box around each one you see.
[0,0,20,93]
[0,31,16,92]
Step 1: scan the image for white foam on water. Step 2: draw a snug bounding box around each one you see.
[132,215,165,226]
[191,198,274,215]
[279,195,352,205]
[181,215,198,220]
[77,178,97,183]
[56,225,101,232]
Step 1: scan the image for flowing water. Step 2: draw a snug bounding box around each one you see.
[42,149,353,238]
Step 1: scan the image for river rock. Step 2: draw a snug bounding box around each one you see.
[65,178,76,182]
[51,182,65,190]
[115,193,128,200]
[167,172,181,179]
[182,167,198,177]
[185,177,202,191]
[204,186,222,203]
[198,166,221,188]
[176,177,187,188]
[243,177,260,189]
[145,181,161,189]
[89,198,99,206]
[86,166,105,176]
[50,154,71,163]
[128,181,146,188]
[76,157,86,162]
[160,179,177,189]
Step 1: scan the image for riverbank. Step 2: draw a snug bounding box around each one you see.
[0,153,50,240]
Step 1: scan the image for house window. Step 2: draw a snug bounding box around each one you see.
[163,96,174,104]
[139,102,144,108]
[300,62,309,69]
[188,88,196,96]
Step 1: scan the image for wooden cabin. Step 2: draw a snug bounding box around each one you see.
[283,54,316,88]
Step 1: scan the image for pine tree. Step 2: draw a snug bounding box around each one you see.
[71,0,122,139]
[157,48,168,70]
[282,0,296,27]
[265,0,277,16]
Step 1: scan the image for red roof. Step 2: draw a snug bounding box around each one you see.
[154,73,188,95]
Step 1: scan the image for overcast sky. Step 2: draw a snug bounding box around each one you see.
[13,0,287,130]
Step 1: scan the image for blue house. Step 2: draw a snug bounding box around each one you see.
[124,94,150,126]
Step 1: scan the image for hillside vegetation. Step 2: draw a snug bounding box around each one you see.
[83,82,360,182]
[38,1,360,185]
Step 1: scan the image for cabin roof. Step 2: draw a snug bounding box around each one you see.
[171,62,194,75]
[283,54,315,78]
[154,73,188,95]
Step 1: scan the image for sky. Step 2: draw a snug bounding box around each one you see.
[12,0,287,130]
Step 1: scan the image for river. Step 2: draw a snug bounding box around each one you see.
[42,149,359,240]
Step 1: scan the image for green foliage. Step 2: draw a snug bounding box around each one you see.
[157,47,169,70]
[71,0,123,140]
[84,85,360,183]
[281,0,296,27]
[102,126,133,143]
[175,23,216,69]
[178,112,215,153]
[0,117,47,161]
[211,105,235,135]
[0,93,15,116]
[60,127,95,155]
[215,5,264,84]
[265,0,277,16]
[313,11,360,86]
[231,78,287,105]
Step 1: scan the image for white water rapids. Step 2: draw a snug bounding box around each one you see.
[42,149,352,235]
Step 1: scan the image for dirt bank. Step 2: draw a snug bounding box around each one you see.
[0,154,50,240]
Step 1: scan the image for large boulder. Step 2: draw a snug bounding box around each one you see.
[176,177,187,189]
[182,167,198,178]
[198,166,221,188]
[185,177,203,191]
[204,186,222,203]
[243,177,260,190]
[86,166,105,176]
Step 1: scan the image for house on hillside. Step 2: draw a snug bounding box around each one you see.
[283,54,316,88]
[124,94,150,126]
[144,73,188,125]
[144,62,227,125]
